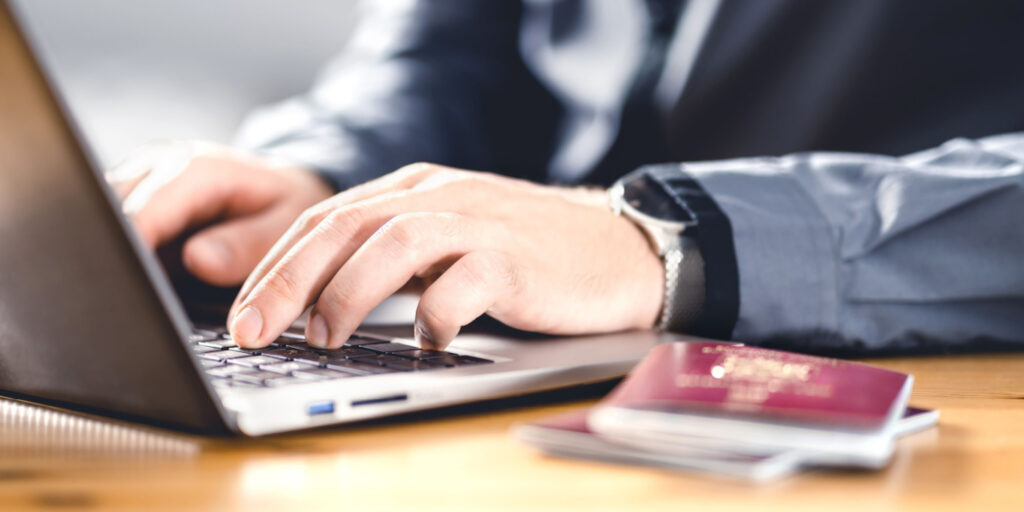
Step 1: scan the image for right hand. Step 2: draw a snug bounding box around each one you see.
[108,141,334,286]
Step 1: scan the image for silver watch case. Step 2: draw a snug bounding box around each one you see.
[608,180,702,331]
[608,181,693,257]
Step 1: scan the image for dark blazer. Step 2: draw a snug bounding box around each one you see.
[237,0,1024,188]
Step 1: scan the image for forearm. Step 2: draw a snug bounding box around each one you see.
[654,133,1024,351]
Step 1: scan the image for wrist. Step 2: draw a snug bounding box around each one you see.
[608,172,705,333]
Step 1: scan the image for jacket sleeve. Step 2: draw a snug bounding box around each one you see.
[234,0,554,191]
[661,133,1024,354]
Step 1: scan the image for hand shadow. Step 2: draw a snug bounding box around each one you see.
[155,232,240,325]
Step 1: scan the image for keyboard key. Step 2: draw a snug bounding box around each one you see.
[361,342,418,354]
[207,365,252,378]
[325,359,400,375]
[351,354,428,371]
[276,340,314,350]
[197,350,251,362]
[262,347,309,360]
[199,360,224,368]
[228,355,280,367]
[192,345,223,354]
[228,347,263,355]
[344,333,393,346]
[277,331,306,341]
[260,361,317,375]
[428,354,494,367]
[231,370,283,385]
[314,346,377,359]
[266,348,355,367]
[401,349,449,360]
[381,358,445,371]
[189,329,221,342]
[198,339,239,349]
[456,355,494,365]
[292,368,352,381]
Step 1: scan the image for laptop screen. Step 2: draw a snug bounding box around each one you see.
[0,2,227,433]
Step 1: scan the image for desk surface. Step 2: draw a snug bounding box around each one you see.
[0,352,1022,511]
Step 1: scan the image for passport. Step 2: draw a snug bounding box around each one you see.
[515,406,938,481]
[587,342,915,467]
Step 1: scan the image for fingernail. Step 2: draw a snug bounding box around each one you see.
[307,313,329,348]
[230,306,263,346]
[414,318,438,350]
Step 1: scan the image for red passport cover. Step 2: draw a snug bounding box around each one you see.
[601,343,911,430]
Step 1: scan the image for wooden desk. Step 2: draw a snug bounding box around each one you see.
[0,353,1022,511]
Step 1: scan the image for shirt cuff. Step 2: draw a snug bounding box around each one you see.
[669,158,840,343]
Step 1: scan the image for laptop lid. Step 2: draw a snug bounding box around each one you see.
[0,2,230,434]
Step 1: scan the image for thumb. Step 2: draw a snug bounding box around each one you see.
[182,209,293,286]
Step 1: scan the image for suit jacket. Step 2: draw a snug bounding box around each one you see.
[236,0,1024,353]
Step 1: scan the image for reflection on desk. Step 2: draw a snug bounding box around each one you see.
[0,398,199,459]
[0,353,1021,511]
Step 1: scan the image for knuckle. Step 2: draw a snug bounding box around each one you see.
[437,171,477,189]
[259,268,304,303]
[318,204,368,239]
[427,172,497,202]
[295,207,327,232]
[465,251,520,293]
[395,161,438,178]
[315,282,358,320]
[493,252,520,288]
[378,212,462,253]
[377,213,427,252]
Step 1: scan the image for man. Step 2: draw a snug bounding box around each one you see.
[111,0,1024,354]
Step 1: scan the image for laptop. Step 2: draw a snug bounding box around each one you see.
[0,2,680,436]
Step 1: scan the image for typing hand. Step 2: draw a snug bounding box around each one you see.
[108,141,333,286]
[227,163,664,350]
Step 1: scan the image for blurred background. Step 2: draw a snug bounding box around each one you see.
[13,0,359,168]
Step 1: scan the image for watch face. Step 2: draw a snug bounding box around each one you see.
[623,174,695,223]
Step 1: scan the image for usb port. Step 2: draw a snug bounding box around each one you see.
[307,401,335,416]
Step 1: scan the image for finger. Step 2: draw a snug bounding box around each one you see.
[182,206,295,286]
[105,141,169,199]
[109,172,149,201]
[306,213,494,348]
[227,163,453,317]
[230,212,488,348]
[129,157,276,248]
[227,168,491,326]
[414,250,520,350]
[113,140,218,205]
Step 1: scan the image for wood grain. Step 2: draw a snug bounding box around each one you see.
[0,353,1022,511]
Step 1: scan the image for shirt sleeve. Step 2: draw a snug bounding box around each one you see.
[233,0,555,191]
[663,133,1024,354]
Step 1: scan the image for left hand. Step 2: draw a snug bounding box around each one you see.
[227,163,664,350]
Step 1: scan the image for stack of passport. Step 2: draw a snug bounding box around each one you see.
[516,342,938,481]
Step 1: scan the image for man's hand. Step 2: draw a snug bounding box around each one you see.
[109,141,334,286]
[227,163,665,350]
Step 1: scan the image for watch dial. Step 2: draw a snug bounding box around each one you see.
[623,174,694,223]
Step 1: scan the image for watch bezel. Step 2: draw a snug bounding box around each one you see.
[609,180,696,236]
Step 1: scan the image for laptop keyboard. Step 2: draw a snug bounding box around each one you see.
[188,326,493,389]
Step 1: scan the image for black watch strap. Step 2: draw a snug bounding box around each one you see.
[643,165,739,340]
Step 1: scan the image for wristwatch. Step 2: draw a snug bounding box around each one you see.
[608,170,705,332]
